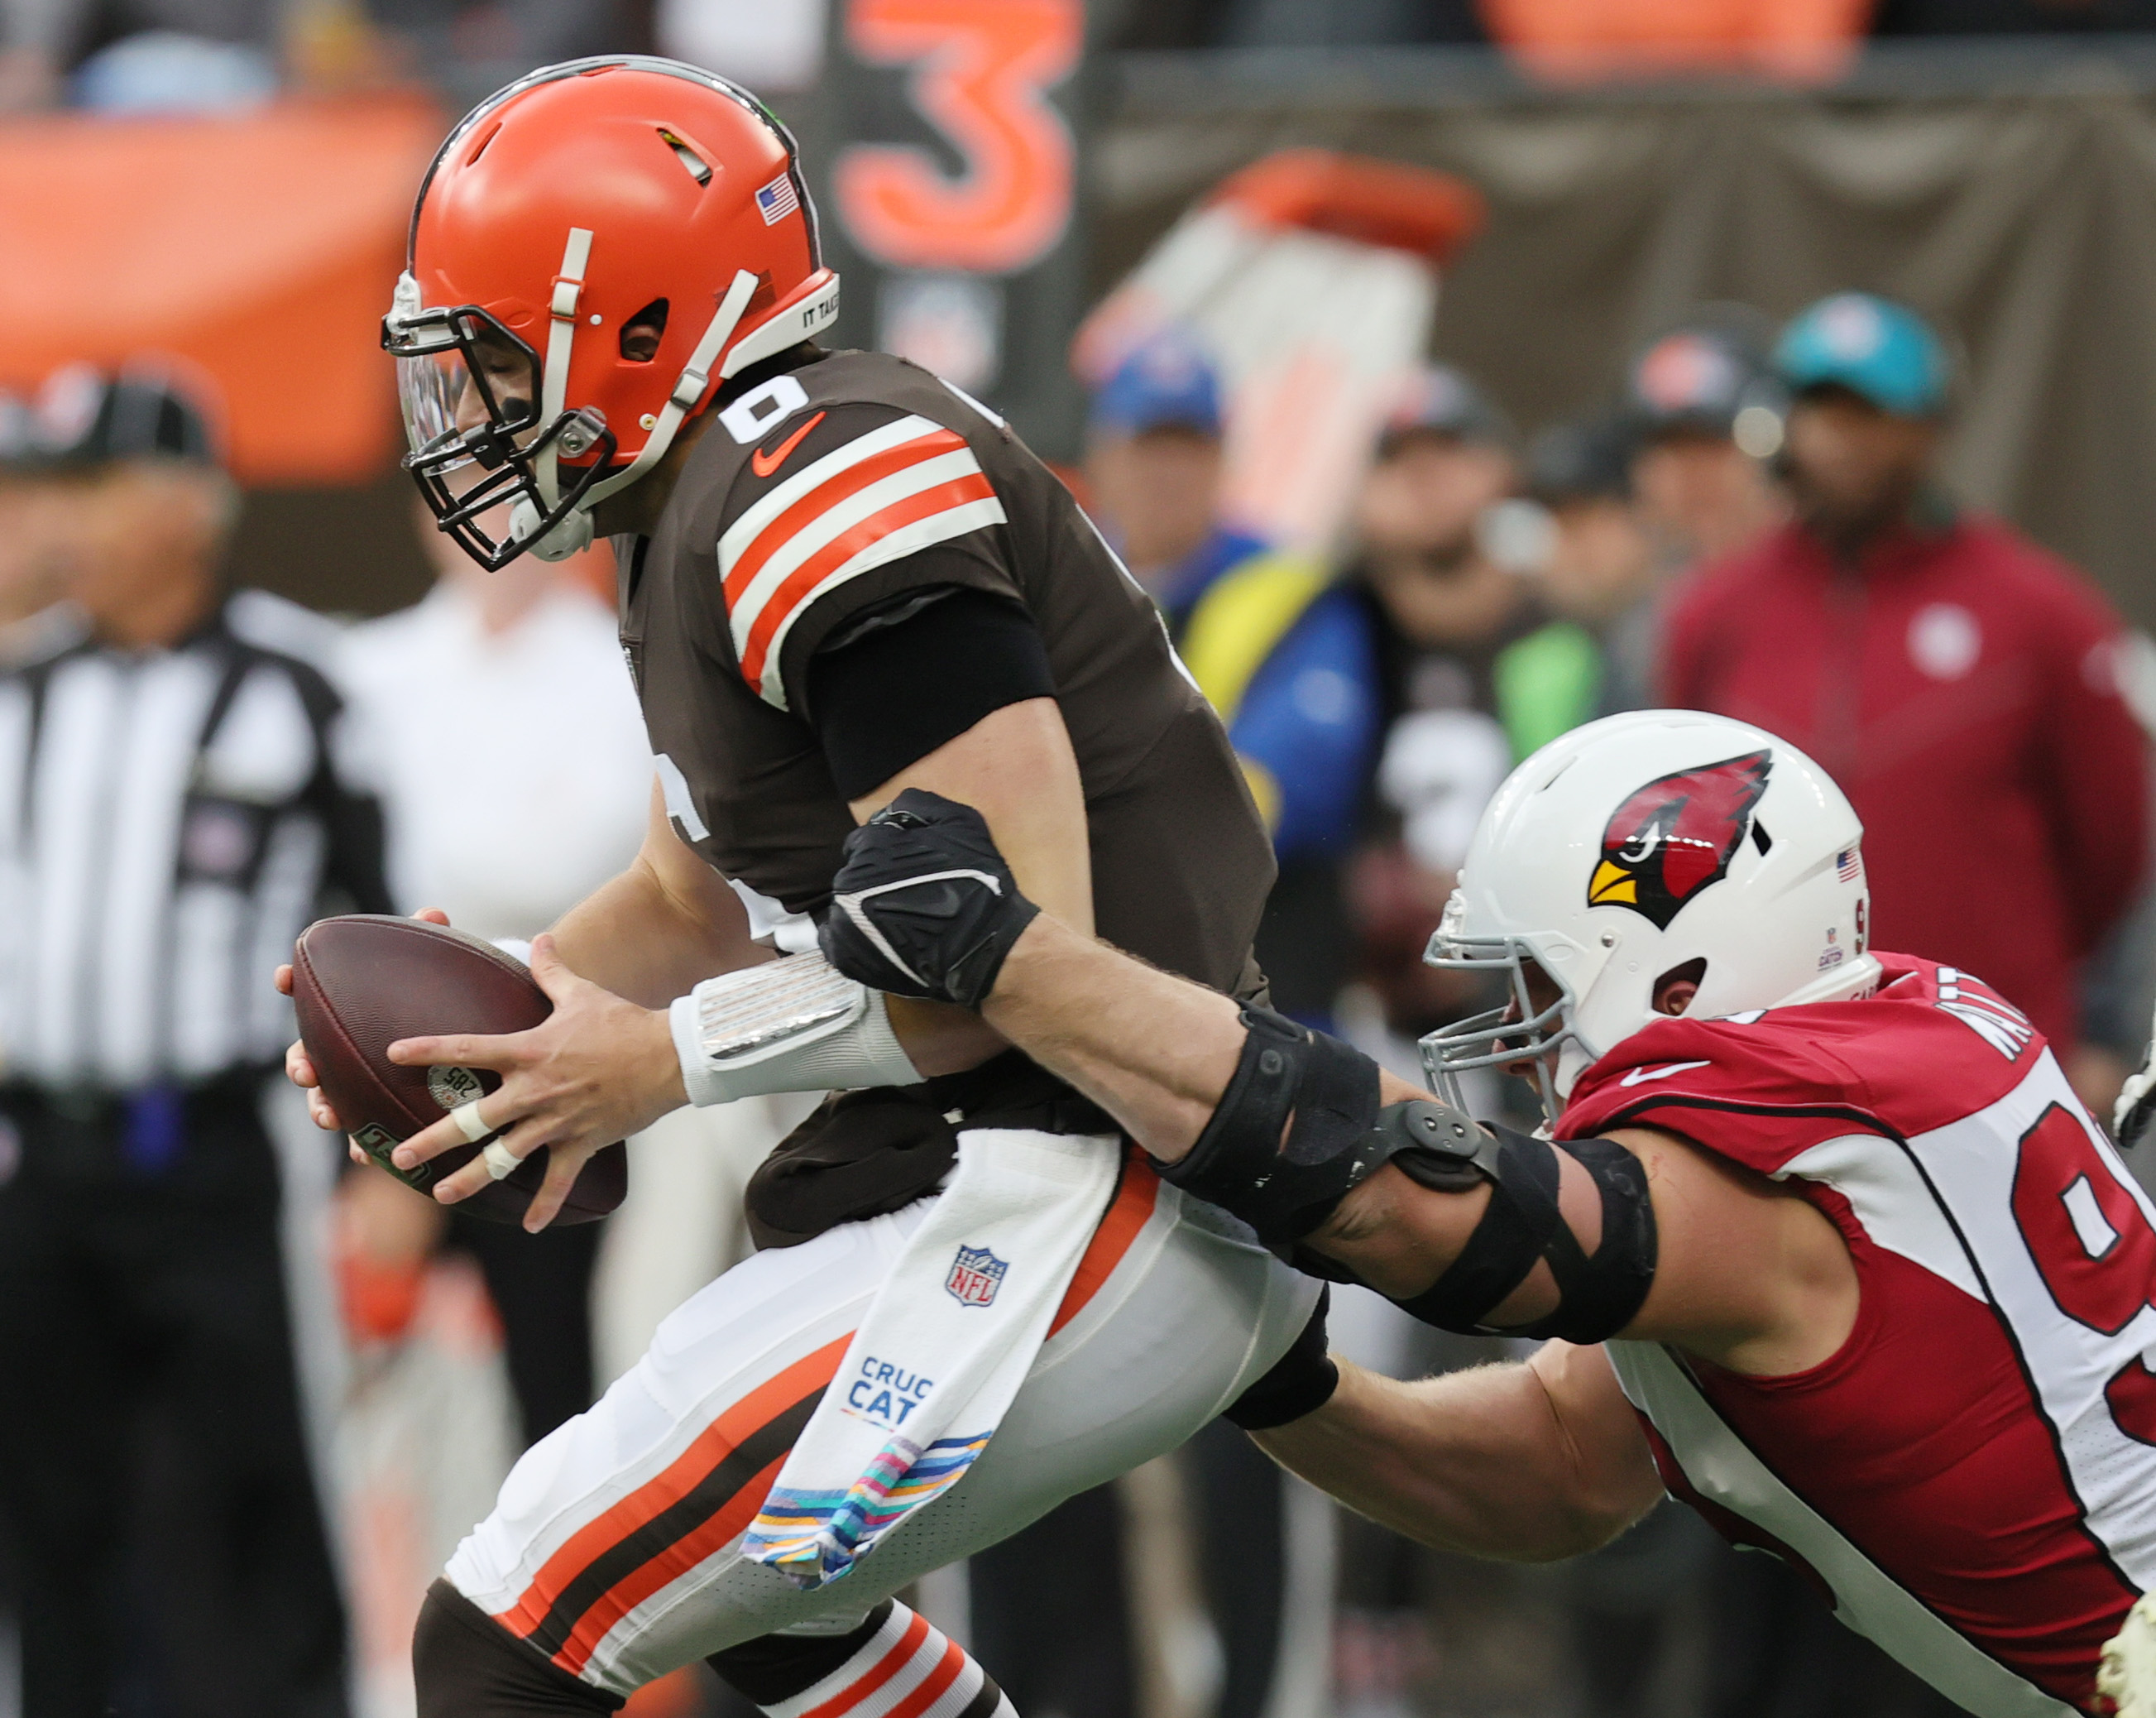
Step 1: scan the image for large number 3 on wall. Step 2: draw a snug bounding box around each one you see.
[834,0,1081,275]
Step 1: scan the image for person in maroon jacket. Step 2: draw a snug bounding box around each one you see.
[1660,291,2149,1058]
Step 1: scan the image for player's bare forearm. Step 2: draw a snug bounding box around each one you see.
[1256,1343,1661,1562]
[548,781,773,1008]
[981,911,1253,1154]
[982,911,1429,1157]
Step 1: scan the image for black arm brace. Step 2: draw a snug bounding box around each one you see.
[1388,1128,1657,1343]
[1154,1007,1656,1345]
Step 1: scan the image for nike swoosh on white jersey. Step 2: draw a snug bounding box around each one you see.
[1619,1059,1713,1087]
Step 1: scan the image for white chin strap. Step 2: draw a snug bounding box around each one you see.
[536,227,595,511]
[510,257,763,561]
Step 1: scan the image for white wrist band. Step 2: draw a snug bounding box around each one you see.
[671,951,922,1107]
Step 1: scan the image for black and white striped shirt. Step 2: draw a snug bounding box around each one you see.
[0,590,390,1092]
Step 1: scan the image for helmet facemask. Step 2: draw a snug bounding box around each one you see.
[1420,905,1579,1121]
[384,257,764,569]
[386,289,617,571]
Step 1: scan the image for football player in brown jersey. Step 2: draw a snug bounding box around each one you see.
[281,56,1322,1717]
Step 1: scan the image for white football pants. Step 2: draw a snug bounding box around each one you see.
[443,1148,1317,1699]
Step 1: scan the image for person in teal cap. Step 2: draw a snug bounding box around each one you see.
[1774,289,1952,420]
[1665,289,2145,1068]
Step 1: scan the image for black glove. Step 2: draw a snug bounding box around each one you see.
[1221,1287,1339,1430]
[818,788,1042,1010]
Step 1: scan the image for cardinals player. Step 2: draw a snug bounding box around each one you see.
[282,54,1326,1718]
[817,710,2156,1718]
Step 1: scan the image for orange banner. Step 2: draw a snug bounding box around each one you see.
[0,96,443,485]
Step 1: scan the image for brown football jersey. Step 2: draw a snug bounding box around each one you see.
[620,348,1274,996]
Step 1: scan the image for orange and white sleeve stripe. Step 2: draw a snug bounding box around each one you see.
[720,415,1008,710]
[762,1602,1016,1718]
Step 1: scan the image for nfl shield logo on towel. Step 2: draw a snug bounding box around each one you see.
[946,1245,1008,1308]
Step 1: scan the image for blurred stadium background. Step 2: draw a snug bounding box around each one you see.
[6,2,2156,1716]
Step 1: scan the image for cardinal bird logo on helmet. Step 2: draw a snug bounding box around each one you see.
[1588,751,1771,930]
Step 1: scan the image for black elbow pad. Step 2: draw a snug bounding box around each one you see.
[1152,1007,1495,1244]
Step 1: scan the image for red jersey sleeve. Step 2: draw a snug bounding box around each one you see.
[1559,1011,1886,1176]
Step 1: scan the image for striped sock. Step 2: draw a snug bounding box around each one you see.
[711,1601,1017,1718]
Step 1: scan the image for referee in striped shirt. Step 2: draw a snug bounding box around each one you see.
[0,367,389,1718]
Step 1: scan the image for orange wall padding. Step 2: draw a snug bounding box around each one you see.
[1206,149,1484,265]
[1482,0,1873,81]
[0,97,445,485]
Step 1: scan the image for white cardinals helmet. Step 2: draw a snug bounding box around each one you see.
[1423,710,1881,1116]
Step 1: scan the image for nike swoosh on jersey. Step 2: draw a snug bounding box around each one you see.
[749,410,826,478]
[1619,1059,1713,1087]
[719,415,1007,709]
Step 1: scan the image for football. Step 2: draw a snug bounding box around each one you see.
[290,914,628,1226]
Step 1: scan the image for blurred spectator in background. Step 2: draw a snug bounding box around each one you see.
[357,0,628,113]
[1084,330,1255,613]
[0,386,84,658]
[1521,313,1789,717]
[1663,290,2148,1060]
[1525,409,1659,714]
[1086,329,1382,1027]
[1344,366,1596,1063]
[0,0,283,111]
[1625,311,1789,569]
[0,366,378,1717]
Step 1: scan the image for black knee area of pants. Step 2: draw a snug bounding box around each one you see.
[707,1602,897,1706]
[1221,1285,1339,1429]
[413,1579,623,1716]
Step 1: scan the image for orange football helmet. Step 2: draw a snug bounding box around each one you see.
[383,57,840,568]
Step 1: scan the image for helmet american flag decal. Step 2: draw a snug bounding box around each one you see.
[756,172,801,225]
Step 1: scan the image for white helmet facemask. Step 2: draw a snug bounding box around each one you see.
[1420,710,1881,1121]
